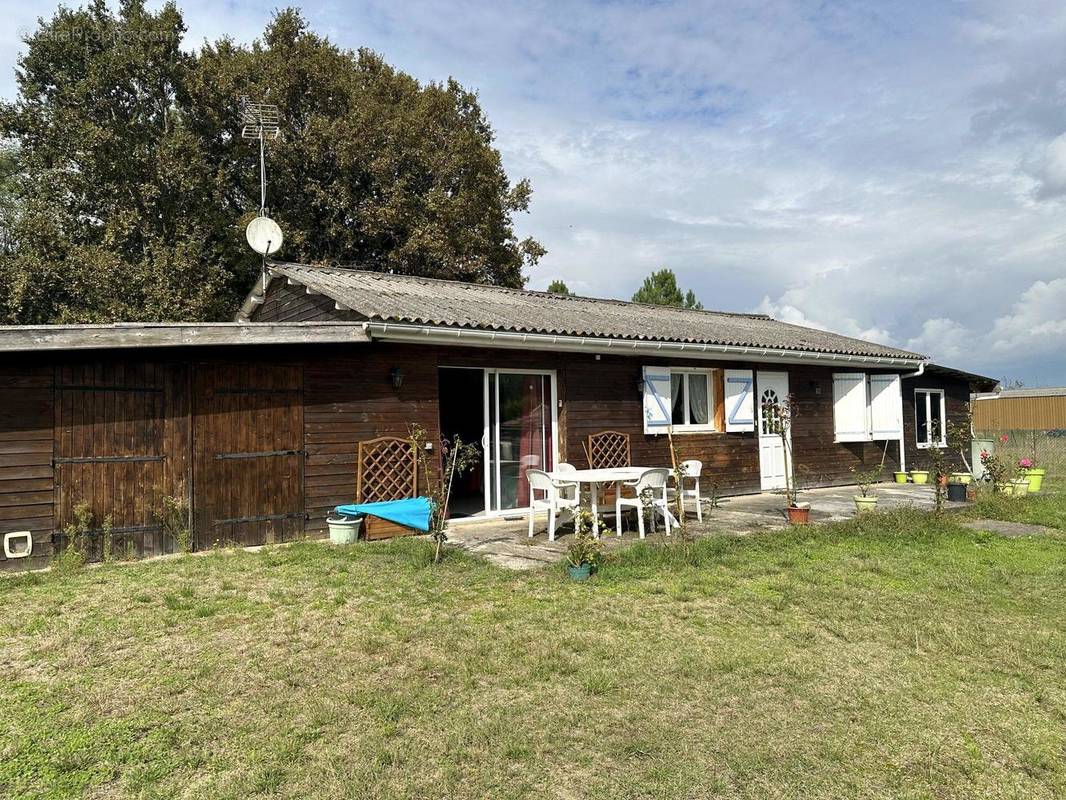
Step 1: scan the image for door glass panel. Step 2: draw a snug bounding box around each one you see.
[688,374,709,424]
[915,391,929,444]
[760,387,781,435]
[671,374,686,424]
[492,373,553,511]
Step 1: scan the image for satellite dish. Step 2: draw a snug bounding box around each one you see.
[245,216,284,255]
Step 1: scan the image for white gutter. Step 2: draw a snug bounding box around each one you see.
[364,321,925,369]
[901,361,928,379]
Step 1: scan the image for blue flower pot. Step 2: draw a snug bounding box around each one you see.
[567,563,592,582]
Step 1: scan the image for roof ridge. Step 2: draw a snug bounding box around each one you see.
[269,261,773,321]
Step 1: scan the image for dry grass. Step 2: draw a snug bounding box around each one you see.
[2,504,1065,799]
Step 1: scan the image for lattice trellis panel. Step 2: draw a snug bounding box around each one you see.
[588,430,632,469]
[356,437,418,504]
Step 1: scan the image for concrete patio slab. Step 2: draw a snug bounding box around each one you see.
[447,482,950,570]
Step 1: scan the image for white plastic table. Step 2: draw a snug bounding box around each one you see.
[547,467,674,536]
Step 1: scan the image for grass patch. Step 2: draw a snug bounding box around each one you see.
[1,514,1064,798]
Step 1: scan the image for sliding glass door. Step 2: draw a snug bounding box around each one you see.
[484,370,557,513]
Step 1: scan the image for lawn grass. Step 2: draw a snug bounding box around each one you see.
[2,504,1065,799]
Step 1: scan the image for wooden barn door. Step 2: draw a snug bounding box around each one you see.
[192,365,304,548]
[53,362,183,560]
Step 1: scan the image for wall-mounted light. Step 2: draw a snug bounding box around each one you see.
[390,367,405,389]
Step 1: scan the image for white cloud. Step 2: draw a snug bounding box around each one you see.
[1029,133,1066,198]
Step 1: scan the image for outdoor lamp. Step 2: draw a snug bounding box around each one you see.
[390,367,405,389]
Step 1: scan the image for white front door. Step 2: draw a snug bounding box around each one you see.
[757,371,791,491]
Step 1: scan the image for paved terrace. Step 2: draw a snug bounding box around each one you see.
[447,483,948,570]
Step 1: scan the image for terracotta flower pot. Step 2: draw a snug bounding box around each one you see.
[787,504,810,525]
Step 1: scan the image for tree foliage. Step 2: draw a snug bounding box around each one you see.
[631,268,703,310]
[0,2,543,323]
[545,279,570,295]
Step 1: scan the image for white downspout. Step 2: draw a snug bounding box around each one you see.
[896,360,928,473]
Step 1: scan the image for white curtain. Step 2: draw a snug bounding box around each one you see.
[689,374,709,424]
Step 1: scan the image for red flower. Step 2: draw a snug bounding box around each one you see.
[999,434,1009,443]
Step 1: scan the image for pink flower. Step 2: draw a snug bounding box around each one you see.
[999,434,1010,443]
[1019,458,1033,469]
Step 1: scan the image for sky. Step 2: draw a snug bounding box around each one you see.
[3,1,1066,385]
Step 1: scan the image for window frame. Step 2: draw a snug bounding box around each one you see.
[665,368,717,434]
[914,388,947,449]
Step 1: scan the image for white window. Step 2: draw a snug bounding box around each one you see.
[833,372,905,442]
[915,388,946,448]
[642,367,717,434]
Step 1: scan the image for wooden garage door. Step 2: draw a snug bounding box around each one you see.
[53,363,173,560]
[193,365,304,548]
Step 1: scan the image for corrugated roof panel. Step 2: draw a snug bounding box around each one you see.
[267,263,927,360]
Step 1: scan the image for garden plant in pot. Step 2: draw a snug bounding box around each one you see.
[566,508,606,581]
[910,469,930,485]
[1018,458,1046,493]
[761,394,810,524]
[946,411,976,487]
[1010,463,1031,496]
[852,465,884,513]
[946,476,969,503]
[980,449,1010,494]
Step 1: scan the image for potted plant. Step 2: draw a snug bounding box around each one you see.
[980,450,1010,494]
[762,394,809,524]
[1010,464,1031,496]
[1018,458,1046,493]
[910,469,930,485]
[893,470,909,484]
[852,465,883,513]
[566,509,605,581]
[946,475,968,502]
[945,410,975,486]
[566,530,603,581]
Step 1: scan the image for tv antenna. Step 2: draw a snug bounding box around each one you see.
[240,97,283,291]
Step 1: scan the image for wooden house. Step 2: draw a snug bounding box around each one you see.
[0,265,997,571]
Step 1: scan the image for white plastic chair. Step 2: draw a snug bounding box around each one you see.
[555,462,579,502]
[615,468,671,539]
[667,459,704,522]
[526,468,579,541]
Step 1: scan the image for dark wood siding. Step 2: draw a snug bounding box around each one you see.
[0,343,974,571]
[192,364,304,547]
[0,365,54,572]
[902,376,971,473]
[53,361,170,560]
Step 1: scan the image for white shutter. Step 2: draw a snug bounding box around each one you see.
[724,369,755,432]
[869,374,903,439]
[642,367,672,434]
[833,372,871,442]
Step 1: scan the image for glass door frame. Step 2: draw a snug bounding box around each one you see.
[483,368,559,517]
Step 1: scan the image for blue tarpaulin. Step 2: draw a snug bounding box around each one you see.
[335,497,434,533]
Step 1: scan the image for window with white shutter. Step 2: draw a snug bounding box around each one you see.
[642,368,672,434]
[643,367,717,434]
[869,374,903,439]
[832,372,871,442]
[723,369,755,432]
